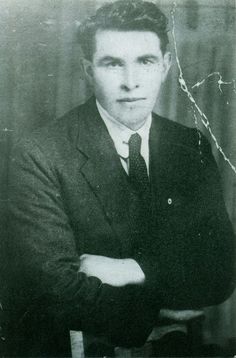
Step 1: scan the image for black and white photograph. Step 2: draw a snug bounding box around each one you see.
[0,0,235,357]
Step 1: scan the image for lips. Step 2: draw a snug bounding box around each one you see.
[117,97,146,102]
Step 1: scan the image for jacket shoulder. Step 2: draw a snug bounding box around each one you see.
[12,102,90,158]
[152,112,212,158]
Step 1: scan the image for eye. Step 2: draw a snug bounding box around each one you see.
[140,58,154,65]
[139,57,160,66]
[106,61,123,68]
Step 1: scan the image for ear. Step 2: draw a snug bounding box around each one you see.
[80,58,94,85]
[161,51,172,82]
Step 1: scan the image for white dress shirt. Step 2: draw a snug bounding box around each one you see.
[96,100,152,175]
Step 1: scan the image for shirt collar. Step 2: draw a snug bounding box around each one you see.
[96,100,152,159]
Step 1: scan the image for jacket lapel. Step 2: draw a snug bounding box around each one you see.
[75,97,133,254]
[149,113,172,197]
[149,113,195,208]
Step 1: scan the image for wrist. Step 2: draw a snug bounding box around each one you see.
[125,258,145,285]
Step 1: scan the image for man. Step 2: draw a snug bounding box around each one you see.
[6,0,235,356]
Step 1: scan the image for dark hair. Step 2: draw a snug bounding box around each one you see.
[78,0,169,60]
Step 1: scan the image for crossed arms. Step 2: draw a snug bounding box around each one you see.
[7,132,235,346]
[79,254,145,287]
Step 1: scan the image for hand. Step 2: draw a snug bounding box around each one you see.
[79,254,145,287]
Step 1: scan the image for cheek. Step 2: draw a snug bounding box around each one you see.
[151,69,164,85]
[94,72,119,98]
[141,68,163,85]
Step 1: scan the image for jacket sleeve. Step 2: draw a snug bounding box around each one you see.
[134,132,235,309]
[7,138,155,348]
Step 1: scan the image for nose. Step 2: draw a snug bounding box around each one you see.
[120,66,139,91]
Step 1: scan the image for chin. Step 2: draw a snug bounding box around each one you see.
[119,115,147,130]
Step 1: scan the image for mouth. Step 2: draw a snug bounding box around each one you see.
[117,97,146,103]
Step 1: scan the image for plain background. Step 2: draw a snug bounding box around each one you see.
[0,0,235,351]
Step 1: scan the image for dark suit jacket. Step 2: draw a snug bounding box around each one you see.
[6,97,235,356]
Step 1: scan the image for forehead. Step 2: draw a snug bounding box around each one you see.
[93,30,162,60]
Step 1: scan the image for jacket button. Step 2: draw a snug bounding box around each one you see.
[167,198,172,205]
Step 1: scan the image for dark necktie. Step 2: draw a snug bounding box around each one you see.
[128,133,149,196]
[128,133,151,253]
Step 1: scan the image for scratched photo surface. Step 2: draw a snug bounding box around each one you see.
[0,0,235,355]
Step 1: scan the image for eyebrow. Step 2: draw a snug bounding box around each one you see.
[96,54,160,65]
[138,54,160,61]
[96,56,123,65]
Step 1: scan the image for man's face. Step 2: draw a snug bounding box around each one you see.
[83,30,171,130]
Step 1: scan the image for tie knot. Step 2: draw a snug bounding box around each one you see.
[128,133,142,156]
